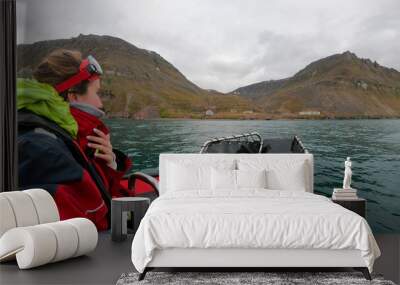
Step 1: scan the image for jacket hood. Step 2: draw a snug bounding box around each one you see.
[17,78,78,138]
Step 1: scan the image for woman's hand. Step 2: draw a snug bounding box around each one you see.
[87,128,116,169]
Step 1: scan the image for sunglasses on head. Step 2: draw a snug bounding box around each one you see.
[55,55,103,93]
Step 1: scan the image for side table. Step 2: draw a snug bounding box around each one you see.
[111,197,150,242]
[332,197,366,218]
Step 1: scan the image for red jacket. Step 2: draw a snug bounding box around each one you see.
[70,107,132,198]
[18,109,132,231]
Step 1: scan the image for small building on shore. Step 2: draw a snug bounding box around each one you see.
[205,109,214,116]
[243,110,254,114]
[299,111,320,116]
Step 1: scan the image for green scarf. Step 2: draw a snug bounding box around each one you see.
[17,78,78,138]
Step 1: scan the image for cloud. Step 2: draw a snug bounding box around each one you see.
[349,8,400,69]
[16,0,400,92]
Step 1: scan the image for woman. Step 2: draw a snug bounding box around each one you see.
[17,49,132,230]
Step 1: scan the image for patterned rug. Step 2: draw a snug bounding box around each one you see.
[116,271,396,285]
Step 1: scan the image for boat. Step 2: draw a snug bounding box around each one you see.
[200,132,307,154]
[123,132,307,198]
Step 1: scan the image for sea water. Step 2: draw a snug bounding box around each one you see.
[106,118,400,233]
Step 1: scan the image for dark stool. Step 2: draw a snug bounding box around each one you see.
[111,197,150,242]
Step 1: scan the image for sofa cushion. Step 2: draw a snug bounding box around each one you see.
[166,162,211,191]
[0,196,17,237]
[0,190,60,238]
[211,168,268,192]
[1,191,40,228]
[238,158,308,191]
[266,162,307,191]
[165,159,236,193]
[211,168,237,191]
[236,169,268,189]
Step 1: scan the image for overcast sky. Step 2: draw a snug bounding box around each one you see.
[17,0,400,92]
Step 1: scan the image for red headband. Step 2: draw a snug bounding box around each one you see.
[55,57,101,93]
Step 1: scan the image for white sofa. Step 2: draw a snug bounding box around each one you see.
[132,153,378,281]
[0,189,98,269]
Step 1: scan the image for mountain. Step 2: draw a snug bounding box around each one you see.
[17,34,253,119]
[231,51,400,118]
[17,36,400,119]
[232,78,289,100]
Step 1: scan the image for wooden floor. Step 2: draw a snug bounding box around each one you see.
[0,233,399,284]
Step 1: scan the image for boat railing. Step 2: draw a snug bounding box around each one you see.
[199,131,263,153]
